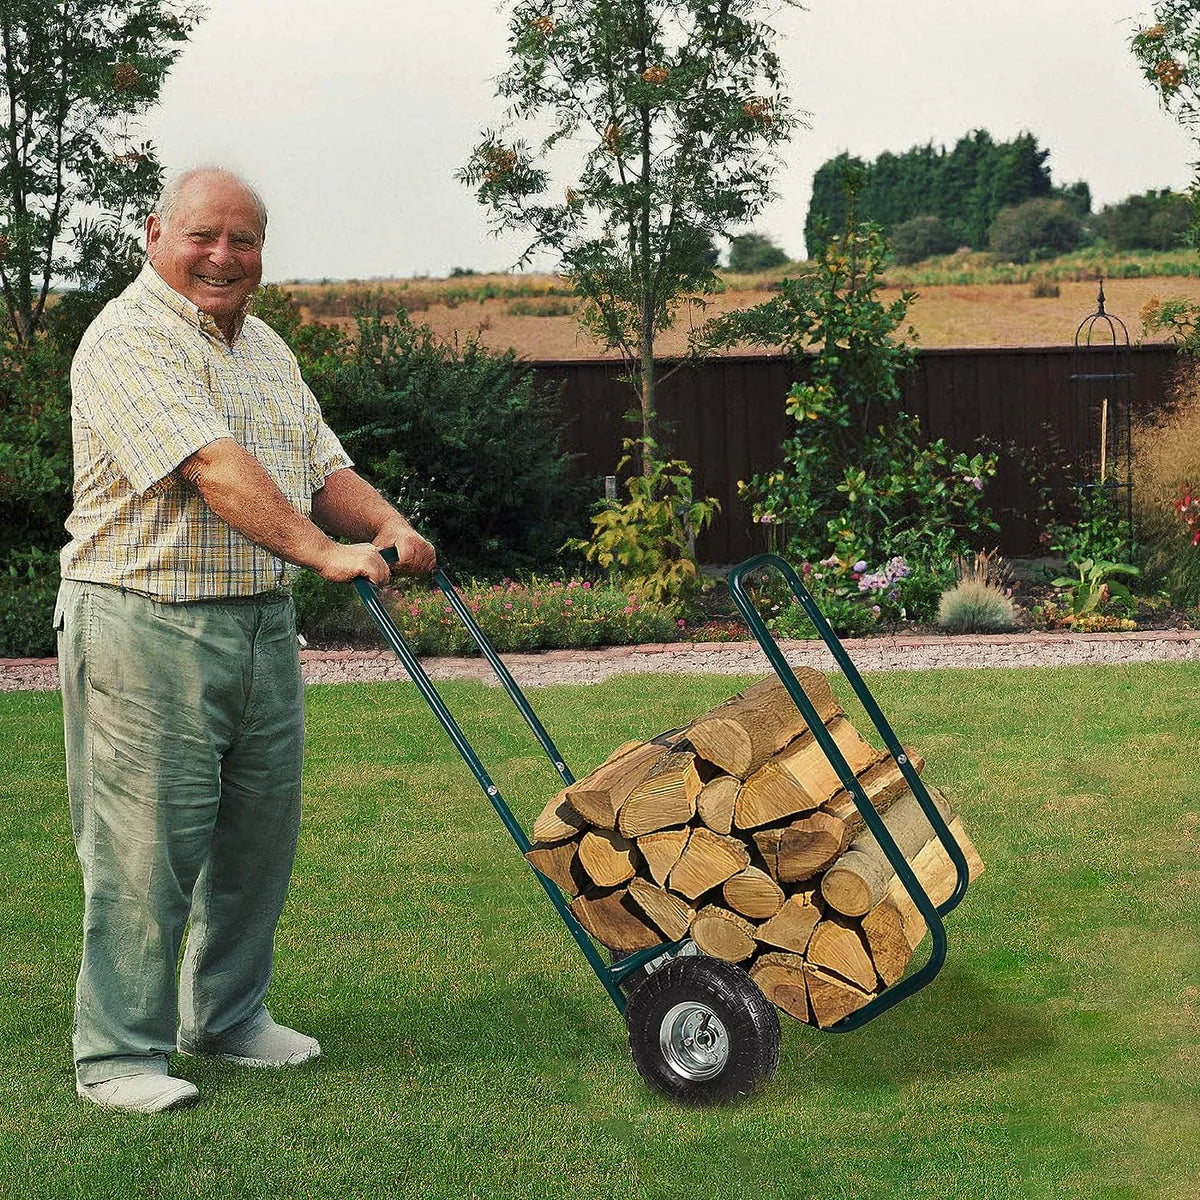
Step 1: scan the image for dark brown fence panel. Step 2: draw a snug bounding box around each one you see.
[532,346,1182,562]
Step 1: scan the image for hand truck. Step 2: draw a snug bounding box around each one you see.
[354,551,971,1105]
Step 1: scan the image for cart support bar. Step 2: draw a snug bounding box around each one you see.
[728,554,971,1031]
[353,560,630,1013]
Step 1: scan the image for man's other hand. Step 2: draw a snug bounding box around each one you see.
[317,542,390,585]
[375,523,436,575]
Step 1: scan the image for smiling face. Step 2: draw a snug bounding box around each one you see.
[146,171,265,340]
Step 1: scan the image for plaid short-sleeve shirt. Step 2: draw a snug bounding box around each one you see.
[60,264,352,601]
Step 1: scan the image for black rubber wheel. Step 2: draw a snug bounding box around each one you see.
[624,955,780,1105]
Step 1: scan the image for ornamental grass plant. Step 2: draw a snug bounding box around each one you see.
[1131,358,1200,609]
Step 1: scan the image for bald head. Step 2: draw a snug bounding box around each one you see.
[146,168,267,341]
[153,168,268,242]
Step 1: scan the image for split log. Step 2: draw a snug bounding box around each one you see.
[722,865,784,920]
[734,717,878,829]
[636,828,690,887]
[691,905,758,963]
[667,828,751,900]
[806,916,878,991]
[859,898,911,987]
[532,788,587,844]
[695,775,739,835]
[805,964,872,1029]
[749,952,811,1023]
[565,742,664,829]
[627,878,694,942]
[820,786,955,917]
[879,815,985,947]
[577,829,638,888]
[524,838,586,897]
[685,671,840,779]
[617,750,700,837]
[859,815,986,984]
[820,749,925,837]
[755,891,822,954]
[754,811,850,884]
[569,887,660,951]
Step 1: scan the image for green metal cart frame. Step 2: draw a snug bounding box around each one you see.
[354,551,971,1103]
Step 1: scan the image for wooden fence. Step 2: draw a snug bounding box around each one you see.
[532,345,1182,561]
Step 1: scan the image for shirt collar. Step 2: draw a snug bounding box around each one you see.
[137,261,251,345]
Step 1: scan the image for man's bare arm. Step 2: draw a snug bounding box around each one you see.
[178,438,390,584]
[312,467,436,574]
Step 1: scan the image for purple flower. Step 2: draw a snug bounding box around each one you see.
[853,560,868,573]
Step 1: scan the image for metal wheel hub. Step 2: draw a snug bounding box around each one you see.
[659,1001,730,1081]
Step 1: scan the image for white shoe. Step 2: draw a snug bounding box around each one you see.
[76,1073,199,1113]
[179,1020,321,1068]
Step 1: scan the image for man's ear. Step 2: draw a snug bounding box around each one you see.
[145,214,161,258]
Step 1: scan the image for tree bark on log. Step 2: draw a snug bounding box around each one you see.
[820,786,955,917]
[685,671,840,779]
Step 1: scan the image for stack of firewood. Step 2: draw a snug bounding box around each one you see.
[526,670,983,1028]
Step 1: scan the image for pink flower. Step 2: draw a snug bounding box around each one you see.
[409,606,420,617]
[505,602,513,610]
[622,605,634,614]
[677,619,686,627]
[581,581,591,589]
[564,598,573,606]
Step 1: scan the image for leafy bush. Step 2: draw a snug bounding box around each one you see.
[569,439,719,605]
[891,215,957,265]
[0,332,73,561]
[0,547,61,657]
[254,292,594,580]
[384,577,680,655]
[727,232,789,273]
[708,223,998,593]
[1092,189,1192,251]
[989,198,1085,263]
[936,580,1017,632]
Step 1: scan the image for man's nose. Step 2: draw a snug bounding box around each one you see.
[207,236,237,264]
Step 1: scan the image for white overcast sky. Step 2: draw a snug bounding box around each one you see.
[145,0,1196,282]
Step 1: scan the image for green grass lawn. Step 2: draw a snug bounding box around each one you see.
[2,664,1198,1200]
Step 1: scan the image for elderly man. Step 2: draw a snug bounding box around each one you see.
[56,166,435,1113]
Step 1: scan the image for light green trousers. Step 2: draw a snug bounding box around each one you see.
[56,580,305,1086]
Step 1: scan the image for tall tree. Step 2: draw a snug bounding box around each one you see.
[1133,8,1200,243]
[460,0,804,475]
[0,0,201,343]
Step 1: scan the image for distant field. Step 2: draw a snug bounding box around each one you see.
[277,249,1200,359]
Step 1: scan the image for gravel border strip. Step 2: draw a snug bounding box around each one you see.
[5,628,1198,692]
